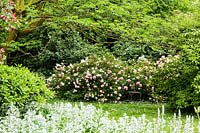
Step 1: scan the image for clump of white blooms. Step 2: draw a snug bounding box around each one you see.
[0,102,199,133]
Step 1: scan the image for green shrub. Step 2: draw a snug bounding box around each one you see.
[0,65,53,109]
[151,55,200,110]
[47,54,155,102]
[146,0,189,16]
[9,24,107,75]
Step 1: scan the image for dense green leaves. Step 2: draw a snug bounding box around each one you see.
[0,65,53,112]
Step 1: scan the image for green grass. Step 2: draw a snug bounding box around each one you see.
[48,98,197,120]
[48,99,200,132]
[92,102,172,120]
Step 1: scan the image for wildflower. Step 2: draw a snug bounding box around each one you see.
[114,91,117,94]
[118,86,122,90]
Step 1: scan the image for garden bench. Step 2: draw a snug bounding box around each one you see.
[128,91,141,101]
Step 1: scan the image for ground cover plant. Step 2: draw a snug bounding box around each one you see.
[0,102,199,133]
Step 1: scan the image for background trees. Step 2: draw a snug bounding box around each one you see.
[1,0,200,111]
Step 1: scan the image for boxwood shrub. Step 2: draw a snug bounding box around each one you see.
[0,65,53,110]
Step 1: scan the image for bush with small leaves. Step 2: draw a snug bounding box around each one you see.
[151,55,200,110]
[0,65,53,112]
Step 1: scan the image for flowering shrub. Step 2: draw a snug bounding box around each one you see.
[47,54,156,102]
[0,102,198,132]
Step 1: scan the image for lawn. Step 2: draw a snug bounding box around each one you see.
[49,99,200,128]
[0,99,199,132]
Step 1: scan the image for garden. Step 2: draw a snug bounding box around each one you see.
[1,0,200,132]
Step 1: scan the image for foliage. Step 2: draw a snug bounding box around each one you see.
[42,0,190,58]
[145,0,189,16]
[47,54,155,102]
[6,0,199,72]
[0,65,53,111]
[0,0,54,63]
[0,102,198,132]
[151,55,200,109]
[181,29,200,67]
[8,24,107,75]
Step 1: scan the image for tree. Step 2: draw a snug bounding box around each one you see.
[0,0,53,64]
